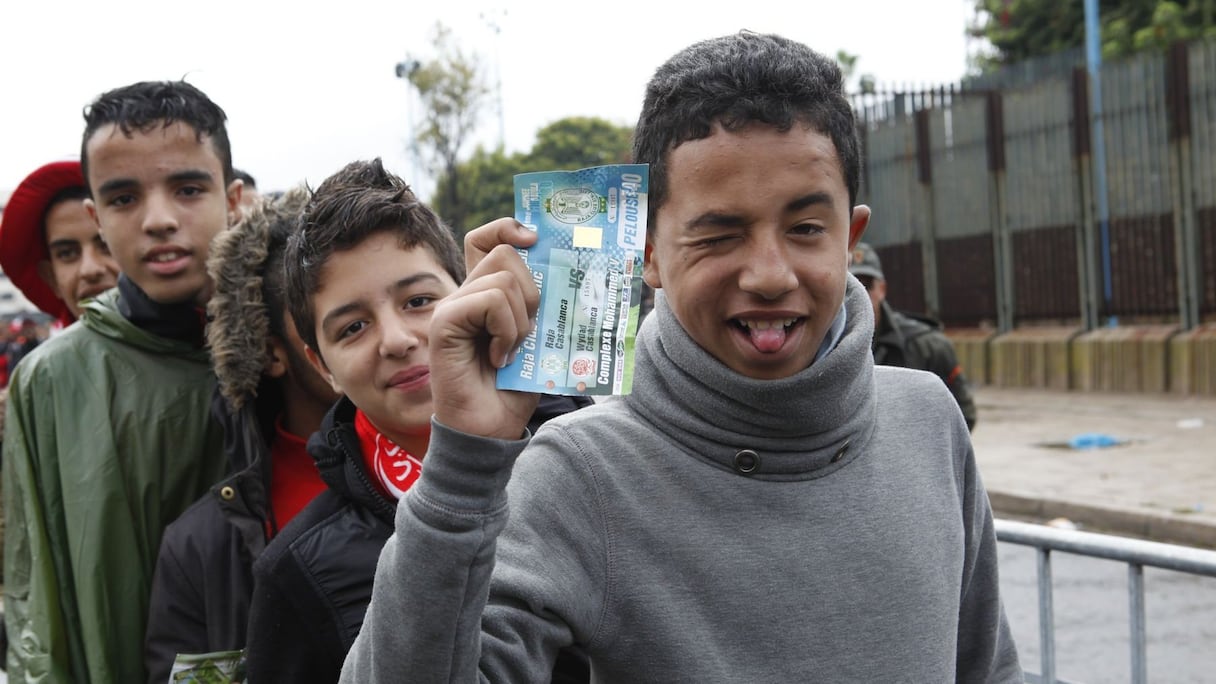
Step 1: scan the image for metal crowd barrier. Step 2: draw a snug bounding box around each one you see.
[994,519,1216,684]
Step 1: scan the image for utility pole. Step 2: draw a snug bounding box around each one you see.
[1084,0,1114,324]
[480,8,506,150]
[394,57,421,184]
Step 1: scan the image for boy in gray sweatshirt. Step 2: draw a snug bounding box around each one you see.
[341,31,1023,683]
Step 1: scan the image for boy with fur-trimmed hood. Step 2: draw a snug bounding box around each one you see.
[144,186,338,683]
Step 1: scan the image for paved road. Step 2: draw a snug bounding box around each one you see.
[974,387,1216,682]
[970,387,1216,548]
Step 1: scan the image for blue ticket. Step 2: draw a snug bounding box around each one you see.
[496,164,649,396]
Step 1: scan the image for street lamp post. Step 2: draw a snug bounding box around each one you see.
[394,58,421,184]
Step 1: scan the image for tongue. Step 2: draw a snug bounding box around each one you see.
[748,326,786,352]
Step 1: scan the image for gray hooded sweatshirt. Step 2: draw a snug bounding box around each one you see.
[341,277,1022,683]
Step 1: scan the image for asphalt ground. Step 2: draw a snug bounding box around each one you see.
[970,386,1216,549]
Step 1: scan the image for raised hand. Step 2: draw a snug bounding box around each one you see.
[430,243,541,440]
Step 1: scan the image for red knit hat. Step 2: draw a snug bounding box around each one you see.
[0,161,86,323]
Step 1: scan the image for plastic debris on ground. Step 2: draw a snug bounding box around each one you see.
[1034,432,1132,450]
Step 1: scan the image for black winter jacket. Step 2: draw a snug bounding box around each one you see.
[244,394,593,684]
[144,383,282,683]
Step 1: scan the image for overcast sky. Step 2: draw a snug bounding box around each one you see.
[1,0,982,198]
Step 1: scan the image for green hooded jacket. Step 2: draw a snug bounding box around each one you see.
[3,288,226,683]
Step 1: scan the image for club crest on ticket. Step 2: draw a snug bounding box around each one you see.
[497,164,649,396]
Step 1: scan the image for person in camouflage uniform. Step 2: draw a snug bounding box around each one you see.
[849,242,977,430]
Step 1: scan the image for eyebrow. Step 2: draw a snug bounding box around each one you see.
[683,191,837,231]
[319,272,447,333]
[95,169,217,196]
[168,169,216,184]
[96,178,138,196]
[47,238,81,250]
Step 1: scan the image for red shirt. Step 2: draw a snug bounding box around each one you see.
[268,421,327,533]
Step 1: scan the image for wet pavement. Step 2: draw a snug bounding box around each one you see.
[970,386,1216,549]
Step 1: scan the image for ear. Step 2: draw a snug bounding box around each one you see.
[265,336,289,379]
[847,205,871,251]
[225,178,244,226]
[305,345,342,394]
[35,261,64,299]
[83,198,103,240]
[642,238,661,289]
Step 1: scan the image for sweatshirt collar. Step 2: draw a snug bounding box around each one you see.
[625,275,876,480]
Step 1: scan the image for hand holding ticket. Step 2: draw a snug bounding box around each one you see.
[497,164,649,396]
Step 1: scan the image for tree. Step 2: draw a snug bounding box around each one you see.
[430,117,634,239]
[527,117,633,169]
[431,145,527,235]
[970,0,1216,69]
[835,50,876,94]
[402,22,492,233]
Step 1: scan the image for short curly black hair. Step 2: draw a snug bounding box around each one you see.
[81,80,233,193]
[633,31,861,231]
[284,158,465,355]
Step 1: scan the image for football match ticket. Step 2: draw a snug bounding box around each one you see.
[496,164,649,396]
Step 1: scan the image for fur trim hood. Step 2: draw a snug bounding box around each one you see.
[206,186,310,410]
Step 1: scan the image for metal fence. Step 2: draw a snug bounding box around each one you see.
[854,39,1216,331]
[994,519,1216,684]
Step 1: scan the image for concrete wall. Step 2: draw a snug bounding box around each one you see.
[946,324,1216,396]
[1169,323,1216,396]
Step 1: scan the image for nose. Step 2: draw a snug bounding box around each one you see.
[738,232,797,300]
[79,243,115,283]
[378,313,421,359]
[141,190,179,237]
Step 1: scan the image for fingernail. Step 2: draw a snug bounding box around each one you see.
[499,353,510,368]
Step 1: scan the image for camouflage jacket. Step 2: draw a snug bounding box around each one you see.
[872,301,977,430]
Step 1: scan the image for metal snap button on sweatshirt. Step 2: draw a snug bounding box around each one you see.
[219,486,236,501]
[831,440,850,463]
[733,449,760,474]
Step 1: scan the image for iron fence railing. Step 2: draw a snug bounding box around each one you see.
[855,39,1216,330]
[994,518,1216,684]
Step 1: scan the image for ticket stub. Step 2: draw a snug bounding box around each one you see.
[170,649,246,682]
[496,164,648,396]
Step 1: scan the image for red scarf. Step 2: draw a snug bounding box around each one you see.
[354,409,424,500]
